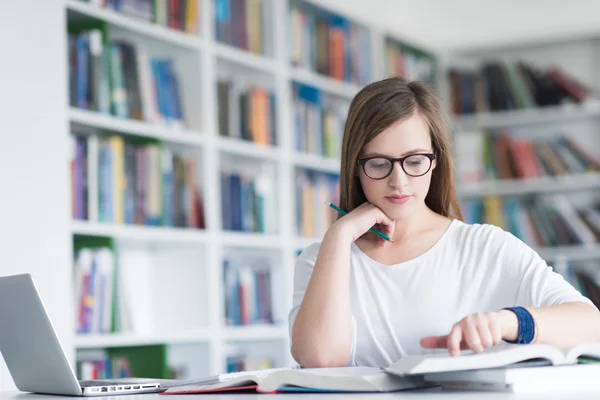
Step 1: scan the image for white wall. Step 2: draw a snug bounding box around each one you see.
[318,0,600,52]
[0,0,73,392]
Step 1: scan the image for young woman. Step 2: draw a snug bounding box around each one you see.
[288,76,600,369]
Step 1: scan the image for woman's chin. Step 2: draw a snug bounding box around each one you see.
[380,202,418,221]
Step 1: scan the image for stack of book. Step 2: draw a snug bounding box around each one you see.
[68,23,185,127]
[295,170,340,238]
[214,0,270,54]
[220,168,276,233]
[461,196,600,248]
[448,60,594,115]
[217,79,277,145]
[70,134,205,228]
[289,0,371,85]
[455,133,600,184]
[93,0,199,34]
[292,83,348,158]
[223,257,274,326]
[385,37,437,88]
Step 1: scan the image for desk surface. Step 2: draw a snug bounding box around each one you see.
[3,388,600,400]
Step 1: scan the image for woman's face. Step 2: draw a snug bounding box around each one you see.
[357,111,436,221]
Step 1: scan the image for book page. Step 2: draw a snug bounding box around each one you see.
[565,342,600,363]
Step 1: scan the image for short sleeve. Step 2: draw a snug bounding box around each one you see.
[499,230,596,309]
[288,242,357,366]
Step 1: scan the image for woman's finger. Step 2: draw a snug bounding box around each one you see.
[491,321,503,346]
[447,325,463,357]
[464,318,484,353]
[476,315,494,349]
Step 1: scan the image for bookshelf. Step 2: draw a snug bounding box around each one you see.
[443,36,600,282]
[54,0,600,383]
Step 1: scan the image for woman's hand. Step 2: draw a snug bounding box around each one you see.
[420,311,519,356]
[330,202,395,246]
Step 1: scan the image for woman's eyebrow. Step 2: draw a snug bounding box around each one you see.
[361,148,431,158]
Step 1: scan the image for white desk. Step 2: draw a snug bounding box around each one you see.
[3,389,600,400]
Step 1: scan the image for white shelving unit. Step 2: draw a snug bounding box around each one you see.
[61,0,600,381]
[71,220,210,244]
[452,102,600,129]
[456,172,600,197]
[293,152,341,174]
[69,108,207,146]
[290,67,360,99]
[75,330,213,349]
[63,0,388,377]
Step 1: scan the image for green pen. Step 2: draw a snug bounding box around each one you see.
[325,201,395,243]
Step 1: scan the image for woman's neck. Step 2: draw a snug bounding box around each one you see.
[388,206,435,245]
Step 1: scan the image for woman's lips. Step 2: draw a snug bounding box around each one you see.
[385,195,412,205]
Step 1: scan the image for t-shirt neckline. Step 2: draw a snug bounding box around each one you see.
[350,218,459,268]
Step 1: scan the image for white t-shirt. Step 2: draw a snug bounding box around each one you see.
[288,219,594,367]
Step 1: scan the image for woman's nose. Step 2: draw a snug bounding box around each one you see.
[388,162,409,188]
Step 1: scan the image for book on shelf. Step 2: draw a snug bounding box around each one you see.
[77,345,175,380]
[77,349,134,380]
[223,257,273,326]
[67,20,186,127]
[289,0,371,86]
[454,132,600,184]
[461,195,600,249]
[293,82,348,158]
[73,236,159,336]
[295,169,339,238]
[385,37,437,88]
[73,236,116,334]
[83,0,199,34]
[220,167,276,233]
[214,0,271,55]
[70,133,206,228]
[448,60,596,115]
[162,366,428,394]
[216,78,277,145]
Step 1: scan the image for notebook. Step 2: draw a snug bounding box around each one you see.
[383,342,600,378]
[161,366,430,394]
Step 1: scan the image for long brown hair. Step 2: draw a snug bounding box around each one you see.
[339,76,463,220]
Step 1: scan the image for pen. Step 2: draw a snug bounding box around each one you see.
[325,201,395,243]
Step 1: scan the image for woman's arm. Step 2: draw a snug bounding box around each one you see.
[421,227,600,355]
[291,202,395,367]
[422,302,600,356]
[291,225,354,368]
[526,301,600,347]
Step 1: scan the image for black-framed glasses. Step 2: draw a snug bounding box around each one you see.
[358,153,436,180]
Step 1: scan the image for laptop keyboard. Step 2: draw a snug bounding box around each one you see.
[79,378,160,387]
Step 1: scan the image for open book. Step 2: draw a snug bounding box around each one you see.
[162,367,429,394]
[383,342,600,378]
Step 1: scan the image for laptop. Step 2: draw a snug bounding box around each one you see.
[0,273,167,396]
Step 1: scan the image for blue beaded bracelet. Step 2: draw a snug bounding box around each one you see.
[502,306,536,344]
